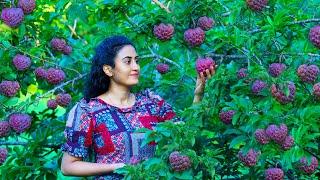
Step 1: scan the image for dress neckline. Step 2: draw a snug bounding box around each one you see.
[95,92,140,112]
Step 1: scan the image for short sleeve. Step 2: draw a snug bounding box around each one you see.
[61,100,94,158]
[144,89,182,123]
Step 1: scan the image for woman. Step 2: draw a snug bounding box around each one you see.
[60,36,216,179]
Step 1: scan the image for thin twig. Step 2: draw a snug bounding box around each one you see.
[249,18,320,34]
[151,0,171,13]
[36,73,88,100]
[288,18,320,25]
[17,73,88,112]
[146,47,181,68]
[67,18,82,39]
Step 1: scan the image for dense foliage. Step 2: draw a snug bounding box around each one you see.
[0,0,319,179]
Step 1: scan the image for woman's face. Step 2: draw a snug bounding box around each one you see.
[109,45,140,87]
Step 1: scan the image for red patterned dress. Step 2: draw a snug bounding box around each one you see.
[61,89,180,179]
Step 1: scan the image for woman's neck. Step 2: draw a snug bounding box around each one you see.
[101,85,134,107]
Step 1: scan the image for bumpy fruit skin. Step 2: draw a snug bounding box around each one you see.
[0,121,10,137]
[265,124,287,143]
[238,149,260,167]
[47,99,58,109]
[265,168,284,180]
[18,0,36,14]
[251,80,267,94]
[237,68,247,79]
[280,135,294,150]
[195,57,215,75]
[169,151,191,172]
[156,63,169,74]
[8,113,32,133]
[219,110,236,125]
[299,156,318,175]
[1,8,24,28]
[246,0,268,11]
[153,23,174,41]
[46,68,65,85]
[197,16,214,31]
[62,45,72,55]
[50,38,66,51]
[255,129,270,144]
[268,63,286,77]
[313,83,320,99]
[0,148,8,165]
[309,25,320,48]
[184,27,205,47]
[34,67,47,79]
[13,54,31,71]
[56,93,71,107]
[271,82,296,104]
[297,64,319,83]
[0,80,20,97]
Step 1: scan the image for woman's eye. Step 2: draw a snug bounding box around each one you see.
[135,59,139,64]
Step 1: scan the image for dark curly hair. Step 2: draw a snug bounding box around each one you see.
[84,35,135,102]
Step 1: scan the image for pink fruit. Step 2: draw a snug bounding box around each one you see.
[309,25,320,48]
[0,121,10,137]
[195,57,215,75]
[153,23,174,41]
[237,68,247,79]
[0,81,20,97]
[238,149,260,167]
[169,151,191,172]
[197,16,214,31]
[184,27,205,47]
[246,0,268,11]
[13,54,31,71]
[34,67,47,79]
[8,113,32,133]
[271,82,296,104]
[297,64,319,83]
[0,148,8,165]
[156,63,169,74]
[56,93,71,107]
[46,68,65,85]
[1,8,24,28]
[18,0,36,14]
[219,110,236,125]
[299,156,318,174]
[265,168,284,180]
[47,99,58,109]
[255,129,270,145]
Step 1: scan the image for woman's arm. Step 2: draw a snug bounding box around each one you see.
[61,152,125,176]
[193,65,217,104]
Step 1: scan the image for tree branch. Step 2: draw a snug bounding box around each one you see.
[250,18,320,34]
[0,141,62,149]
[36,73,88,100]
[144,47,182,68]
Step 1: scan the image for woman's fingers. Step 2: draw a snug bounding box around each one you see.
[205,69,211,79]
[199,72,206,82]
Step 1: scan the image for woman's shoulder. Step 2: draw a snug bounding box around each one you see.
[70,97,101,114]
[136,88,164,102]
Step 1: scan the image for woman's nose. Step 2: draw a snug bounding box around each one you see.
[131,60,139,70]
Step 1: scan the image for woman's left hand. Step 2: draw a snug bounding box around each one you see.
[194,64,218,97]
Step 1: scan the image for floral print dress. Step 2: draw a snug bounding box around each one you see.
[61,89,180,179]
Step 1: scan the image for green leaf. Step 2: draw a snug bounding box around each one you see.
[229,135,247,149]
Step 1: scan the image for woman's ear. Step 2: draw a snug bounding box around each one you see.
[103,65,113,77]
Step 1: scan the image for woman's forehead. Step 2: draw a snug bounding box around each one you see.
[117,45,137,57]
